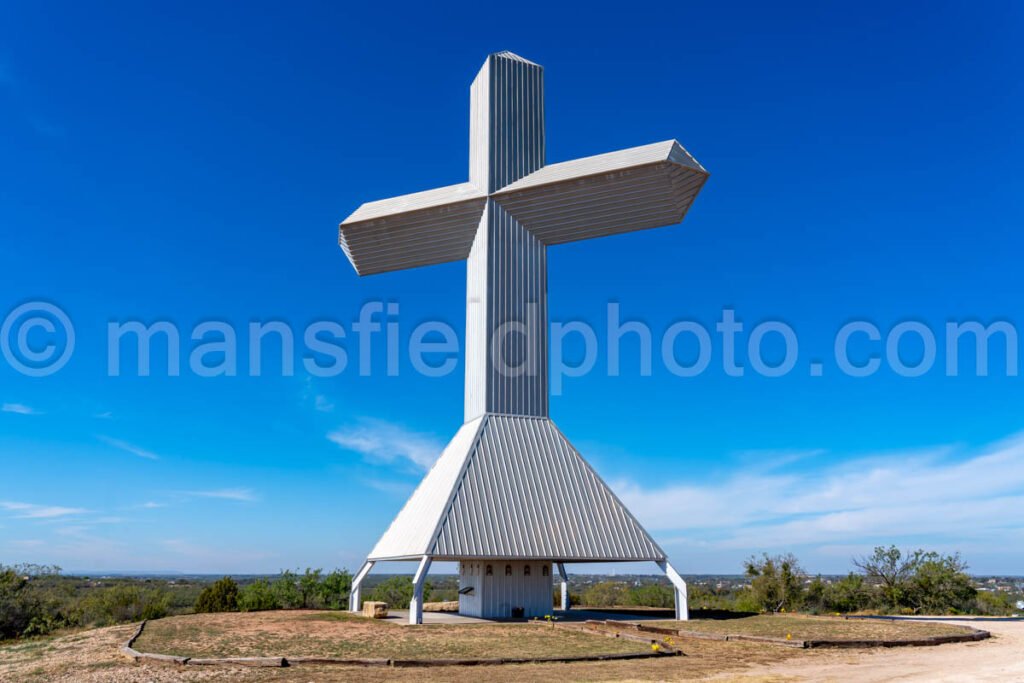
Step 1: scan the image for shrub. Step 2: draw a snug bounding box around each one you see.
[580,581,627,607]
[272,570,301,609]
[79,585,170,625]
[907,553,976,614]
[368,576,426,609]
[318,569,352,610]
[626,584,675,608]
[298,568,323,609]
[237,579,280,612]
[194,577,239,613]
[744,553,805,613]
[823,573,871,613]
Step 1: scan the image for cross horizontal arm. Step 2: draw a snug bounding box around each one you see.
[339,182,486,275]
[493,140,708,246]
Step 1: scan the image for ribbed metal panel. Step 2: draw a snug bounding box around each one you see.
[465,200,548,420]
[339,184,485,276]
[430,415,665,562]
[368,417,484,560]
[470,52,545,193]
[494,141,708,245]
[458,560,553,618]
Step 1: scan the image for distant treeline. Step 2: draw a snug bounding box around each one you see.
[575,547,1020,617]
[2,546,1020,641]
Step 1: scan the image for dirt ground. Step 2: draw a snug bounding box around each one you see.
[648,614,973,640]
[134,611,650,659]
[0,616,1018,682]
[724,619,1024,683]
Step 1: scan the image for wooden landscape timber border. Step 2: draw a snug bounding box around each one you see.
[605,619,992,649]
[118,619,680,669]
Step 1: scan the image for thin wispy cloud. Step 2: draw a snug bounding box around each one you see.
[613,432,1024,552]
[138,501,165,509]
[1,501,88,519]
[2,403,39,415]
[314,395,335,412]
[328,419,443,470]
[98,436,160,461]
[184,488,259,502]
[360,477,415,496]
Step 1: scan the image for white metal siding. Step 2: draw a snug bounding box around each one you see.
[460,560,552,618]
[465,200,547,420]
[432,415,665,561]
[368,417,484,560]
[494,141,708,246]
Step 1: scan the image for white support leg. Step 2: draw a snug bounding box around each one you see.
[556,562,570,611]
[409,556,432,625]
[657,560,689,621]
[349,560,374,614]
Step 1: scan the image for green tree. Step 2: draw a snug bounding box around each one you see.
[743,553,805,613]
[298,568,323,609]
[368,576,426,609]
[853,546,921,613]
[0,565,75,639]
[80,585,170,625]
[580,581,628,607]
[194,577,239,613]
[272,570,301,609]
[237,579,281,612]
[975,590,1015,616]
[906,552,976,614]
[626,584,674,608]
[823,573,871,614]
[318,569,352,610]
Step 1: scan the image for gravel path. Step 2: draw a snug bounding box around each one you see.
[723,618,1024,682]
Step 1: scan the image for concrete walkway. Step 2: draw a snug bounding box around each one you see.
[384,608,673,625]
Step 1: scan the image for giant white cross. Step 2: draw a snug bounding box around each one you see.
[340,51,708,624]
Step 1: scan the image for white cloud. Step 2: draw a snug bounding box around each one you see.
[328,419,443,470]
[315,395,335,412]
[139,501,165,509]
[97,436,160,461]
[613,432,1024,553]
[0,501,88,519]
[2,403,38,415]
[185,488,258,502]
[360,477,415,495]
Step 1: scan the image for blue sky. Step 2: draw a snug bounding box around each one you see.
[1,1,1022,575]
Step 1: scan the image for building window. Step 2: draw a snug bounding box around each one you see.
[542,565,549,577]
[524,565,531,576]
[486,564,492,576]
[505,564,512,576]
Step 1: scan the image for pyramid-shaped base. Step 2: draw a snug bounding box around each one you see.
[367,414,665,563]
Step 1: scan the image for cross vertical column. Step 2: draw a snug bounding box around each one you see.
[465,52,548,421]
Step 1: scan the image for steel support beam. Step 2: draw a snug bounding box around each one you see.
[657,560,689,621]
[409,556,432,625]
[349,560,375,614]
[556,562,570,611]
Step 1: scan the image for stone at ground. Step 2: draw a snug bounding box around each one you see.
[423,601,459,612]
[361,601,388,619]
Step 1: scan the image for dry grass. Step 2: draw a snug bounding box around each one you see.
[0,612,991,683]
[0,620,801,683]
[649,614,977,641]
[134,610,650,660]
